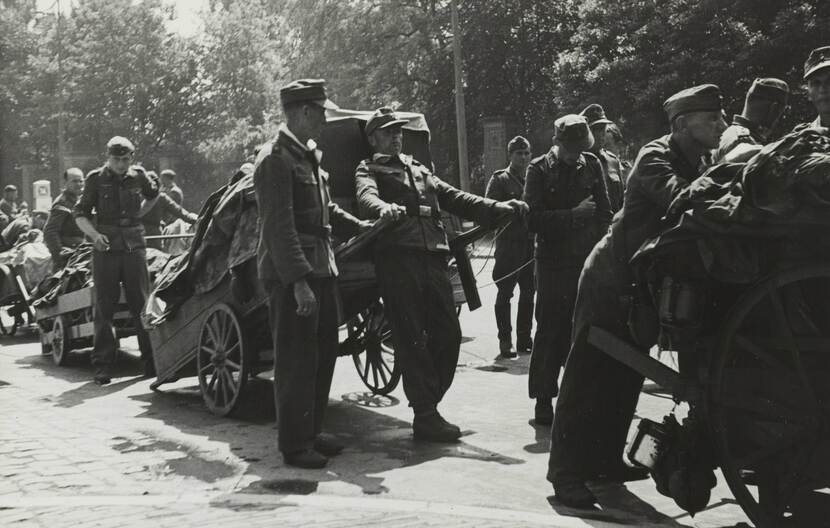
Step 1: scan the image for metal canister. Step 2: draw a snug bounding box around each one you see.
[627,418,669,469]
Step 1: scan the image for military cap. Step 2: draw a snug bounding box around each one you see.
[554,114,594,152]
[280,79,338,109]
[804,46,830,80]
[365,107,409,136]
[747,78,789,104]
[663,84,723,122]
[4,184,17,192]
[580,103,613,127]
[106,136,135,156]
[160,169,176,178]
[507,135,531,153]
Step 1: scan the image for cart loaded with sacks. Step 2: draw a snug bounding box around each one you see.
[144,108,483,417]
[592,128,830,527]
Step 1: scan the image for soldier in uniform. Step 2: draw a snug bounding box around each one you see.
[0,185,19,219]
[139,171,198,251]
[43,168,86,270]
[803,46,830,128]
[159,169,183,206]
[604,123,632,177]
[523,115,612,427]
[485,135,535,359]
[355,107,527,442]
[580,104,625,213]
[548,85,726,507]
[254,79,370,469]
[715,78,789,163]
[73,136,160,385]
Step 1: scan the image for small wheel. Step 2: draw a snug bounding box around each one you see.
[197,303,248,416]
[348,300,400,395]
[50,315,71,366]
[708,265,830,527]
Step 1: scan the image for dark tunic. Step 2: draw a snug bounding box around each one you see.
[548,135,706,482]
[715,114,764,162]
[43,191,84,268]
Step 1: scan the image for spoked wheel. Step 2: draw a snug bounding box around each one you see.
[347,300,400,395]
[708,265,830,527]
[197,303,249,416]
[50,315,71,366]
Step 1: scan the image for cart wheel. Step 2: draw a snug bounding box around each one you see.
[50,315,71,366]
[708,265,830,528]
[348,300,400,395]
[197,303,248,416]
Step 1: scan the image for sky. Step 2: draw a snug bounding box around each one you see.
[36,0,210,37]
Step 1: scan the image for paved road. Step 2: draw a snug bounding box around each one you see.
[0,257,753,527]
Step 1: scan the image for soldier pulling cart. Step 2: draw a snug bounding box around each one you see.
[590,136,830,527]
[144,109,476,417]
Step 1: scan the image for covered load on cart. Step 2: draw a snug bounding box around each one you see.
[144,108,478,417]
[594,125,830,527]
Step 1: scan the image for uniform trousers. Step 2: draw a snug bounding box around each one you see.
[493,241,534,346]
[375,250,461,414]
[91,249,153,373]
[547,252,645,483]
[528,262,581,400]
[267,277,340,454]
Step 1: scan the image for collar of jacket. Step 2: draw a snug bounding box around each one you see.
[732,114,765,142]
[276,130,323,165]
[371,152,413,165]
[103,165,138,180]
[544,146,585,170]
[666,135,704,177]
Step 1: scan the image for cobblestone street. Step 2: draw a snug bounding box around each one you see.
[0,260,753,527]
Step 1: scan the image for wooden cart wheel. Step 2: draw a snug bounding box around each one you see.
[348,300,400,395]
[197,303,248,416]
[0,308,9,336]
[708,265,830,528]
[50,315,71,366]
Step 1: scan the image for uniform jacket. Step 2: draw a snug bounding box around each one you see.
[162,184,183,205]
[254,129,362,285]
[523,147,612,268]
[588,135,704,287]
[595,148,626,213]
[485,167,533,258]
[355,153,499,253]
[715,115,763,162]
[1,215,31,247]
[43,191,84,263]
[0,199,17,219]
[73,165,159,252]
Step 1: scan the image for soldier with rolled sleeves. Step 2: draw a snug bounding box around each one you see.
[485,135,535,359]
[139,171,198,251]
[523,115,612,427]
[548,85,727,507]
[802,46,830,128]
[254,79,370,469]
[355,107,528,442]
[43,168,86,270]
[715,78,789,163]
[580,104,625,213]
[73,136,160,385]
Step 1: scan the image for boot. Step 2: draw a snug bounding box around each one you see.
[413,411,462,443]
[516,335,533,355]
[552,473,597,508]
[283,449,328,469]
[534,398,553,425]
[500,340,517,359]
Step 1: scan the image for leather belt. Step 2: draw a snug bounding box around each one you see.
[296,223,331,239]
[406,205,437,218]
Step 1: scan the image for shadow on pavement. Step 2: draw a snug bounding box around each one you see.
[15,349,148,407]
[547,482,691,527]
[475,353,530,376]
[131,375,525,499]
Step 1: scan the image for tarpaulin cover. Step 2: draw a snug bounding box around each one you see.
[0,233,52,292]
[633,126,830,284]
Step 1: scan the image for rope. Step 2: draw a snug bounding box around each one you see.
[475,258,535,288]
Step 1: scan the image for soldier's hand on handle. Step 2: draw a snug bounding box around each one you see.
[378,203,406,223]
[571,196,597,222]
[293,279,317,317]
[91,232,110,252]
[494,199,529,217]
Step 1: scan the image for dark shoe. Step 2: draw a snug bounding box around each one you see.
[313,435,344,457]
[594,464,650,483]
[517,338,533,355]
[413,411,462,443]
[534,398,553,426]
[283,449,328,469]
[553,476,597,508]
[94,373,111,386]
[143,359,156,378]
[499,340,517,359]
